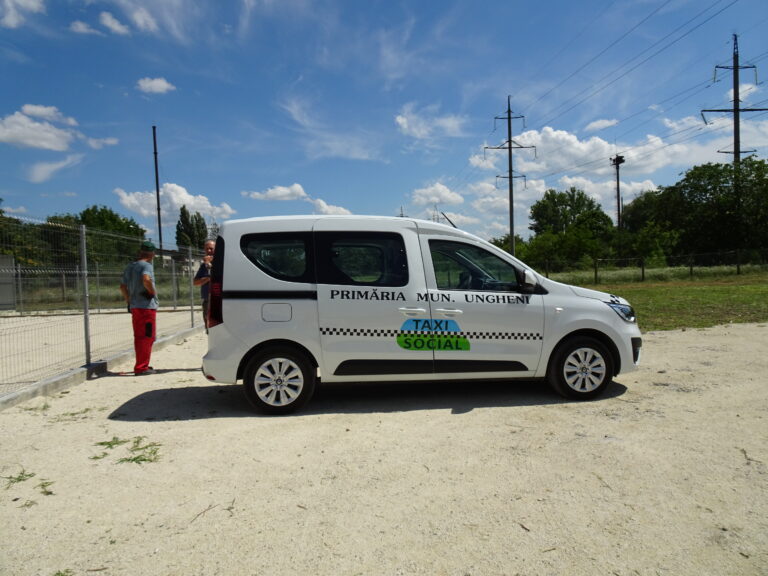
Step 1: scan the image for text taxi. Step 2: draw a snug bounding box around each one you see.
[202,215,642,414]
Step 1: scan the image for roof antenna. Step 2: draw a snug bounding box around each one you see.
[440,212,457,228]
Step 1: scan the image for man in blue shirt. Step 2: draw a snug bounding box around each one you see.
[120,240,159,375]
[193,239,215,332]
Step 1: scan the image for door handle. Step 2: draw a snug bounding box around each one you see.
[398,307,427,316]
[435,308,463,316]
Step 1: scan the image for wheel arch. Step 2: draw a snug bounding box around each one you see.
[547,329,621,377]
[236,339,319,381]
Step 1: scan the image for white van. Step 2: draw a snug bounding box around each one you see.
[202,215,642,414]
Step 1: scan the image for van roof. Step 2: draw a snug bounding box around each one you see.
[217,214,504,251]
[221,214,469,235]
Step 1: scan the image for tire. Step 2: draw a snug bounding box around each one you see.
[547,337,613,400]
[243,348,316,414]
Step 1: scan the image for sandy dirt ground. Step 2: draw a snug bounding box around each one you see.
[1,323,767,576]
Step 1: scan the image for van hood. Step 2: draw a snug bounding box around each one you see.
[569,285,629,305]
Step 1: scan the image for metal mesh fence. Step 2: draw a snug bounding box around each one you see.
[0,216,205,399]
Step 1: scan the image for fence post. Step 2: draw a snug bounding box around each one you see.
[16,262,23,314]
[189,245,196,328]
[80,224,92,366]
[736,249,741,275]
[689,255,694,278]
[594,259,599,284]
[95,261,101,313]
[171,258,178,310]
[640,258,645,282]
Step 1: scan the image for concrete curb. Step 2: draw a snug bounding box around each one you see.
[0,325,205,412]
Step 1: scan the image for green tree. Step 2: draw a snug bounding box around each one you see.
[488,233,527,256]
[622,158,768,256]
[80,205,144,237]
[529,187,603,235]
[739,156,768,250]
[175,205,208,249]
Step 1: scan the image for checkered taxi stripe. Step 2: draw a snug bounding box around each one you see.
[320,327,542,340]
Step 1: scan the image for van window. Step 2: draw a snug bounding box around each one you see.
[316,232,408,287]
[240,233,313,283]
[429,240,520,291]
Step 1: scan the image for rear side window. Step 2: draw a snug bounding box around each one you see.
[315,232,408,287]
[240,232,313,283]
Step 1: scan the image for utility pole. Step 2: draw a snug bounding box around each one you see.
[701,35,768,268]
[485,96,534,256]
[152,125,163,257]
[701,35,768,167]
[610,154,625,228]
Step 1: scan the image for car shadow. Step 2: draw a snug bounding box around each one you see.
[108,379,628,422]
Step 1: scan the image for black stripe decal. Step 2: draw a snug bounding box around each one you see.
[223,290,317,300]
[334,359,528,376]
[434,360,527,372]
[334,360,434,376]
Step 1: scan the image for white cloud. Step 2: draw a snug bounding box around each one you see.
[280,96,380,161]
[584,118,618,132]
[21,104,78,126]
[0,105,118,158]
[411,182,463,206]
[469,149,499,171]
[242,183,308,201]
[84,136,119,149]
[130,6,158,33]
[0,111,74,151]
[472,193,507,215]
[377,18,417,87]
[728,83,759,104]
[137,77,176,94]
[28,154,84,183]
[70,20,104,35]
[662,115,703,132]
[309,198,352,215]
[115,182,236,222]
[100,11,130,35]
[395,102,467,142]
[0,0,44,29]
[4,205,27,214]
[242,183,352,214]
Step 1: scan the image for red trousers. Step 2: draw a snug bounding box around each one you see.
[131,308,157,373]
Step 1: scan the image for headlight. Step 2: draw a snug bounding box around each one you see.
[607,302,636,323]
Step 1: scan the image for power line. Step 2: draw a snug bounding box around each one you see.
[535,0,739,130]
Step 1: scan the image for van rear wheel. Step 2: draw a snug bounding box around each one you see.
[243,348,315,414]
[547,337,613,400]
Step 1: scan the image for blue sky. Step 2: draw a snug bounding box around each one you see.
[1,0,767,244]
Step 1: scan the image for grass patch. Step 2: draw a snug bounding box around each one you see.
[2,468,36,489]
[117,437,161,464]
[588,272,768,331]
[93,435,161,464]
[52,407,107,422]
[36,480,55,496]
[94,436,130,450]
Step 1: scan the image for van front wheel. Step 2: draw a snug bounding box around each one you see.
[547,337,613,400]
[243,348,315,414]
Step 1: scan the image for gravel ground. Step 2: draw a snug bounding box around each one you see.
[1,323,766,575]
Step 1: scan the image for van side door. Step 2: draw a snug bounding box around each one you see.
[419,235,545,377]
[314,219,435,381]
